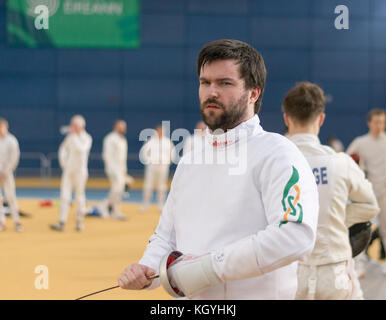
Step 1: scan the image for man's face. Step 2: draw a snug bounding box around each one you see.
[199,59,252,131]
[115,121,126,135]
[155,126,163,138]
[368,114,385,136]
[0,123,8,137]
[70,120,83,134]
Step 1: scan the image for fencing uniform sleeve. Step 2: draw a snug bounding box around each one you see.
[139,140,151,165]
[211,149,319,282]
[346,138,359,155]
[170,142,177,164]
[102,135,116,174]
[72,133,92,153]
[10,137,20,172]
[3,137,20,173]
[345,155,380,227]
[58,136,69,170]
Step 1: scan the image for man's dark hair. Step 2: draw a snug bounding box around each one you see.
[367,108,385,122]
[282,81,326,124]
[197,39,267,114]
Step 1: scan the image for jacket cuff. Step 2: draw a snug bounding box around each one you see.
[211,236,263,282]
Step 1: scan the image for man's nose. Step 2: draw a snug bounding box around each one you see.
[208,84,220,98]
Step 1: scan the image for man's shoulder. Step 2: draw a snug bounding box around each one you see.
[7,133,18,142]
[250,130,301,156]
[350,134,369,145]
[308,143,337,157]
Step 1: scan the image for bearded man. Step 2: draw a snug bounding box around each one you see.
[117,39,319,300]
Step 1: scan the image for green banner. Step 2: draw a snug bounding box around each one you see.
[7,0,140,48]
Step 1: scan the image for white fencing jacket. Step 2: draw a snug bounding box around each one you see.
[102,131,127,176]
[58,131,92,175]
[0,133,20,174]
[139,115,319,299]
[346,133,386,198]
[289,134,379,266]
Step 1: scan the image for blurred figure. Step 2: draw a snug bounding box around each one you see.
[139,125,176,212]
[50,115,92,232]
[346,108,386,275]
[282,82,379,299]
[328,136,344,152]
[99,120,134,220]
[0,118,23,232]
[183,121,206,156]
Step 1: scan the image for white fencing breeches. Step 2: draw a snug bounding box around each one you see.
[295,259,363,300]
[59,170,88,223]
[0,173,19,225]
[103,171,126,216]
[143,164,169,209]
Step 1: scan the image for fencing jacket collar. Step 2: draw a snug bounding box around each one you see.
[205,115,263,148]
[288,133,321,146]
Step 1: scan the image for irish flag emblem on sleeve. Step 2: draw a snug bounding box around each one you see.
[280,166,303,227]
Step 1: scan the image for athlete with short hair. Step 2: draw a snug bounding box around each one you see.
[282,81,379,299]
[346,108,386,275]
[99,120,132,220]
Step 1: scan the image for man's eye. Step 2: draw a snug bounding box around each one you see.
[222,82,232,86]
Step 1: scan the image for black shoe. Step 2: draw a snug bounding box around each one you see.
[50,221,65,231]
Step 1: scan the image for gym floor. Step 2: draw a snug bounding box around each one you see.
[1,177,170,300]
[1,178,385,300]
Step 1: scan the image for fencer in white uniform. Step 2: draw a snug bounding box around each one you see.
[346,108,386,274]
[50,115,92,232]
[118,40,319,299]
[282,82,379,300]
[100,120,133,220]
[0,118,23,232]
[139,125,176,212]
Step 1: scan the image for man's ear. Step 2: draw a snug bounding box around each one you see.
[319,113,326,128]
[250,87,261,105]
[283,113,290,127]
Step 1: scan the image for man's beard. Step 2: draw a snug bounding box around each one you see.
[200,92,249,132]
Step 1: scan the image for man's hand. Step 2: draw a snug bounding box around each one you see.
[0,172,7,184]
[118,263,156,290]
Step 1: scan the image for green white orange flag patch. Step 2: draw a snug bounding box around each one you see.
[280,166,303,227]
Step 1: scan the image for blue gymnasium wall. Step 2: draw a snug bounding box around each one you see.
[0,0,385,173]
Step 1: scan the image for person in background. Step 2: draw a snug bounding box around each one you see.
[346,109,386,276]
[0,118,23,232]
[328,136,344,153]
[99,120,133,220]
[139,125,176,212]
[50,115,92,232]
[282,81,379,299]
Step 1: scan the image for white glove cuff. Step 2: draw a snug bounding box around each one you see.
[168,254,222,298]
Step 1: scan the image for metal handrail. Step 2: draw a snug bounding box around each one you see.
[18,152,49,179]
[44,152,140,179]
[17,151,170,180]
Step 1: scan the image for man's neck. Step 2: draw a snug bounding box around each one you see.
[369,131,384,138]
[288,126,318,137]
